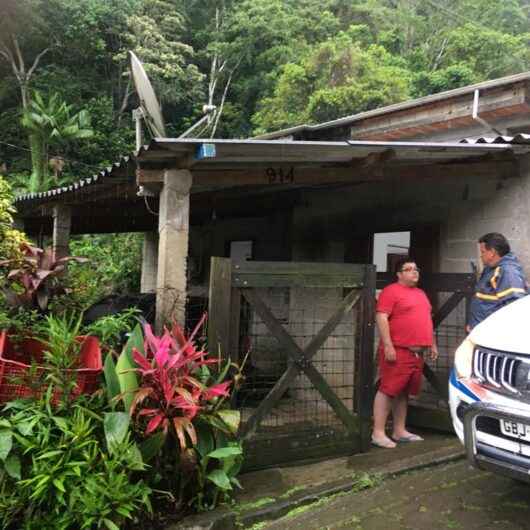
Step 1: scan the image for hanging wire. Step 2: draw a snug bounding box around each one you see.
[144,194,159,216]
[0,140,102,171]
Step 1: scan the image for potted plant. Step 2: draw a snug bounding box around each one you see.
[0,243,101,403]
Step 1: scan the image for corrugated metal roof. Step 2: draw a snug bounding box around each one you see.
[460,133,530,145]
[136,137,523,165]
[256,71,530,140]
[14,136,530,208]
[14,156,134,204]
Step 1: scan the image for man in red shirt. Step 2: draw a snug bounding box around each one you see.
[372,257,438,449]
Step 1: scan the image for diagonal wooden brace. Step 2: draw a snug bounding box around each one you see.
[239,288,362,439]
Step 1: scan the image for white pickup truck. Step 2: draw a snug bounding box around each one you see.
[449,295,530,482]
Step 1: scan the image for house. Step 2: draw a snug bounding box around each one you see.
[12,71,530,468]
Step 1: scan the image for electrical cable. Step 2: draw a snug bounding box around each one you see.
[0,140,102,171]
[143,194,159,216]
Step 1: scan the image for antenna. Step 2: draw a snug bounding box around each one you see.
[179,104,217,138]
[129,51,167,148]
[129,51,218,146]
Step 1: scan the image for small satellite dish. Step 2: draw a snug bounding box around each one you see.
[129,51,167,138]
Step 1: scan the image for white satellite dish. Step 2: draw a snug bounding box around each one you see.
[129,51,167,139]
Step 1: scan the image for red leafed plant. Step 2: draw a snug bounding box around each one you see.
[0,243,88,311]
[129,314,233,451]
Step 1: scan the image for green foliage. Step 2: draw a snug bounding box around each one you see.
[83,308,141,352]
[116,0,204,106]
[21,91,93,192]
[3,0,530,170]
[33,313,83,402]
[0,395,151,529]
[0,176,27,261]
[68,234,143,308]
[252,33,412,132]
[114,323,142,412]
[103,319,246,511]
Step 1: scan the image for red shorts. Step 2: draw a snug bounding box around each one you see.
[378,346,424,397]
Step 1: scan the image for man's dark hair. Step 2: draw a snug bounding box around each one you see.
[479,233,510,257]
[394,256,415,275]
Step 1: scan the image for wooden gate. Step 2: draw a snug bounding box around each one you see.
[208,258,376,470]
[377,272,476,431]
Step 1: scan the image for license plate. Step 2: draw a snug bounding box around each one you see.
[500,420,530,441]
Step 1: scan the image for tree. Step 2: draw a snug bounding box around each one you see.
[0,0,52,110]
[252,30,412,133]
[21,92,93,192]
[115,0,204,129]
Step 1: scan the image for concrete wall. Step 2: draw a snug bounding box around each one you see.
[191,155,530,417]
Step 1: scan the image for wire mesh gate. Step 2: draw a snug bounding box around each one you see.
[208,258,376,470]
[377,272,475,431]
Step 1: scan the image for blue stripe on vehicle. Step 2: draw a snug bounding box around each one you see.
[450,369,480,402]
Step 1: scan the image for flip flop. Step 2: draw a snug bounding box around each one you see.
[371,437,396,449]
[392,434,424,443]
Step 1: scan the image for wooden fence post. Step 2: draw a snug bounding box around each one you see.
[358,265,376,452]
[208,257,232,360]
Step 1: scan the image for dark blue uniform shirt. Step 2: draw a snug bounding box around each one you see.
[468,252,527,329]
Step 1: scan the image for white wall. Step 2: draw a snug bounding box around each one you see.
[373,232,410,272]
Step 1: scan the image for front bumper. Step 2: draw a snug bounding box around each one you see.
[463,402,530,482]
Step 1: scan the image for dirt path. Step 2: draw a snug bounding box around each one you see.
[261,460,530,530]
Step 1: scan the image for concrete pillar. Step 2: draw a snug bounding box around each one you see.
[52,205,71,259]
[141,231,158,293]
[155,169,192,332]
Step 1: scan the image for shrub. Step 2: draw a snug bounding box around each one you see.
[0,175,27,262]
[106,315,245,512]
[0,395,151,529]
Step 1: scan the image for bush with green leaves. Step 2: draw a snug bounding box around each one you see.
[0,394,151,530]
[105,318,245,512]
[68,234,143,308]
[83,308,141,352]
[0,176,27,262]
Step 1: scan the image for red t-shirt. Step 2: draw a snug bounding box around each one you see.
[376,283,433,347]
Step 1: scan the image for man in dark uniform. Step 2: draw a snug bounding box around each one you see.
[468,233,527,330]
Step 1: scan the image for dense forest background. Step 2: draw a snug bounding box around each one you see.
[1,0,530,191]
[1,0,530,300]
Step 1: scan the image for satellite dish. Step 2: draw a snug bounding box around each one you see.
[129,51,167,138]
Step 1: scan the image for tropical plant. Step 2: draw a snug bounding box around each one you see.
[0,243,88,312]
[21,91,93,192]
[0,394,151,530]
[104,314,245,510]
[33,313,84,401]
[83,307,141,352]
[127,315,231,447]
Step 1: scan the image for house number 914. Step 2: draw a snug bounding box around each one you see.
[266,167,294,184]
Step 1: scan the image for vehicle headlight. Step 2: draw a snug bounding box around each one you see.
[454,338,475,379]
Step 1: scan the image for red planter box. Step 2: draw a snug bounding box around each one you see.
[0,331,102,403]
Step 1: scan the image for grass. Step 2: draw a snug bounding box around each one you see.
[247,523,268,530]
[234,497,276,513]
[279,485,307,499]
